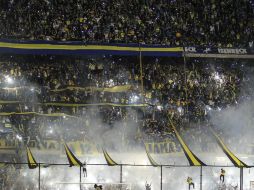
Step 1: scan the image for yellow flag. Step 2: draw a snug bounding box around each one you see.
[64,143,82,167]
[145,147,159,167]
[169,120,206,166]
[210,128,248,168]
[102,149,118,166]
[26,147,38,169]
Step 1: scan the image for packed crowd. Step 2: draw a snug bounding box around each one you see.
[0,54,251,152]
[0,0,253,46]
[0,55,244,110]
[0,0,253,188]
[0,55,252,189]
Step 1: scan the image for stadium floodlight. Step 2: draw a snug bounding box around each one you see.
[5,75,14,84]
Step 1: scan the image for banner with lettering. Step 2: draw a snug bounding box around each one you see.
[0,138,182,155]
[184,47,254,58]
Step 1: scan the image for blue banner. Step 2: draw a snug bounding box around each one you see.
[0,40,252,57]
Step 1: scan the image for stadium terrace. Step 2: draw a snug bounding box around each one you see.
[0,0,253,190]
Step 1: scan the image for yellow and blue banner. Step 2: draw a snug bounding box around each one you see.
[0,40,183,57]
[210,128,248,168]
[102,148,118,166]
[169,120,206,166]
[64,143,83,167]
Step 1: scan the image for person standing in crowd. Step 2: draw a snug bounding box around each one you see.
[187,177,195,190]
[220,168,226,183]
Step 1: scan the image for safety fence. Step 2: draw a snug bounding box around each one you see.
[0,162,253,190]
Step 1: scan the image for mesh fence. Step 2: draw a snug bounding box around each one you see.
[0,163,252,190]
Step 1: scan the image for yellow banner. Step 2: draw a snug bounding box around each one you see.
[169,119,206,166]
[102,148,118,166]
[0,139,99,155]
[0,102,148,107]
[42,102,148,107]
[145,147,159,167]
[145,140,181,154]
[0,42,183,52]
[0,138,182,155]
[210,128,248,168]
[0,112,77,118]
[26,147,38,169]
[51,85,132,93]
[64,143,83,167]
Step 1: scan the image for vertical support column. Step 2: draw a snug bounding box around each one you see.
[38,163,41,190]
[138,48,145,138]
[120,164,123,183]
[200,166,202,190]
[139,49,144,104]
[182,46,189,121]
[80,165,82,190]
[160,165,163,190]
[240,167,243,190]
[139,47,146,118]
